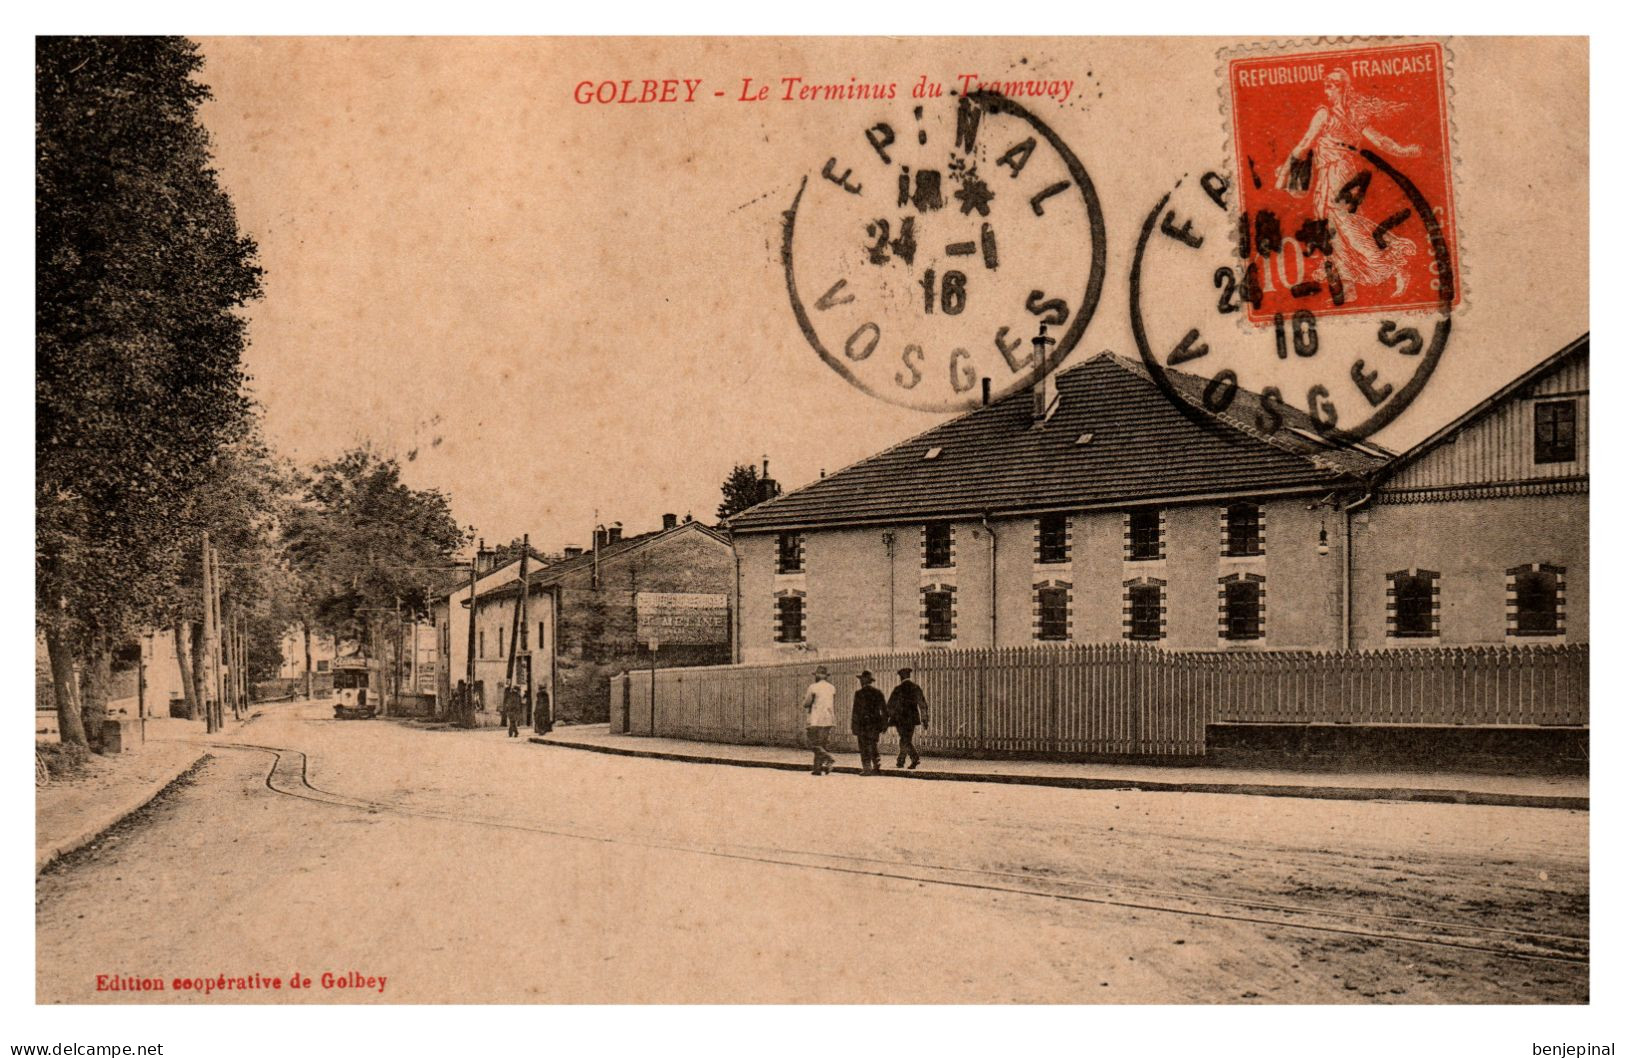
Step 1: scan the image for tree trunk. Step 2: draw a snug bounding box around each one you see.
[302,620,313,701]
[190,621,211,732]
[80,638,112,754]
[173,621,197,720]
[45,626,88,748]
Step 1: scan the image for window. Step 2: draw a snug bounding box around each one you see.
[1126,508,1163,560]
[1534,400,1576,463]
[775,594,805,643]
[316,659,330,672]
[1388,569,1440,638]
[1220,575,1264,641]
[776,531,804,573]
[923,522,953,568]
[1125,581,1165,641]
[478,630,485,658]
[536,621,546,652]
[923,588,955,642]
[1223,502,1263,557]
[1036,585,1069,641]
[1037,513,1069,564]
[498,626,505,657]
[1508,564,1564,636]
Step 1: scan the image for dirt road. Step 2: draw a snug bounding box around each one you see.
[36,701,1588,1003]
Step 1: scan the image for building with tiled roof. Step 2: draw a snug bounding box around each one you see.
[457,517,734,726]
[1352,334,1587,648]
[728,339,1586,661]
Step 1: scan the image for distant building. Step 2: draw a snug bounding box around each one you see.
[278,628,337,681]
[429,544,550,714]
[472,517,735,726]
[727,339,1587,660]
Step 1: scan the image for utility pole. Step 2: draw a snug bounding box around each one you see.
[465,556,478,721]
[392,596,403,717]
[201,531,217,734]
[233,610,246,717]
[209,543,225,732]
[504,536,530,726]
[221,596,233,721]
[136,636,146,744]
[408,613,418,692]
[516,534,529,727]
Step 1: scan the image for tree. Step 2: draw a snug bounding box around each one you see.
[285,447,469,700]
[716,460,781,521]
[37,37,263,748]
[488,537,530,569]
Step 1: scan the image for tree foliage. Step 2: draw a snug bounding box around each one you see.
[286,447,470,645]
[716,462,781,521]
[37,37,264,744]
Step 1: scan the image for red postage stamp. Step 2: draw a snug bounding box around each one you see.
[1225,40,1460,325]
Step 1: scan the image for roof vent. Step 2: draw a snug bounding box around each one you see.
[923,446,944,460]
[1075,431,1094,445]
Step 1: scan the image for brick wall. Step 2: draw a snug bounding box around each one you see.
[550,529,735,722]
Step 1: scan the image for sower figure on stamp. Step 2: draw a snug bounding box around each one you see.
[888,667,929,769]
[801,664,837,775]
[1273,68,1424,300]
[851,670,889,776]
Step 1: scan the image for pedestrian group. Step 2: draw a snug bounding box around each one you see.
[800,665,931,776]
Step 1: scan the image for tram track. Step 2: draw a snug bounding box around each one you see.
[178,737,1590,969]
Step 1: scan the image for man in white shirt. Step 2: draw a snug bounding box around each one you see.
[800,664,837,775]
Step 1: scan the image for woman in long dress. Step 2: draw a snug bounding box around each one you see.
[1273,69,1423,300]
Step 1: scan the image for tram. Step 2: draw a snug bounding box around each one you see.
[332,657,374,719]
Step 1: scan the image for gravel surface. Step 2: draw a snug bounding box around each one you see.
[35,701,1588,1004]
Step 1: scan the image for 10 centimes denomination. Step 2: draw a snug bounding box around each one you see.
[783,89,1106,412]
[1132,40,1459,445]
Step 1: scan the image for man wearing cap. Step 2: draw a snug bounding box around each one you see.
[851,670,890,775]
[887,667,930,769]
[800,665,838,775]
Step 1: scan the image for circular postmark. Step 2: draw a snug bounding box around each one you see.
[1130,153,1454,447]
[782,90,1106,413]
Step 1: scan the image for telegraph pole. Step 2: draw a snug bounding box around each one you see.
[465,556,478,721]
[200,532,219,734]
[516,534,529,726]
[210,543,225,731]
[233,610,246,717]
[392,596,403,717]
[504,536,530,726]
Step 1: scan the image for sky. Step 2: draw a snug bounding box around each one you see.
[193,36,1589,554]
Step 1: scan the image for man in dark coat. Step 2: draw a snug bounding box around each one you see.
[851,670,889,775]
[887,667,929,769]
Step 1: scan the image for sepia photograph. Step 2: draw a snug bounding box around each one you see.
[21,17,1605,1057]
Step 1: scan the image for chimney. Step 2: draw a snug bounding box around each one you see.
[607,522,622,544]
[757,455,780,504]
[1031,323,1057,424]
[564,546,584,559]
[981,377,991,407]
[662,513,678,531]
[474,538,496,574]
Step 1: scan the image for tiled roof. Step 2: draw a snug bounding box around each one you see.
[729,353,1389,533]
[432,548,549,601]
[479,522,730,600]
